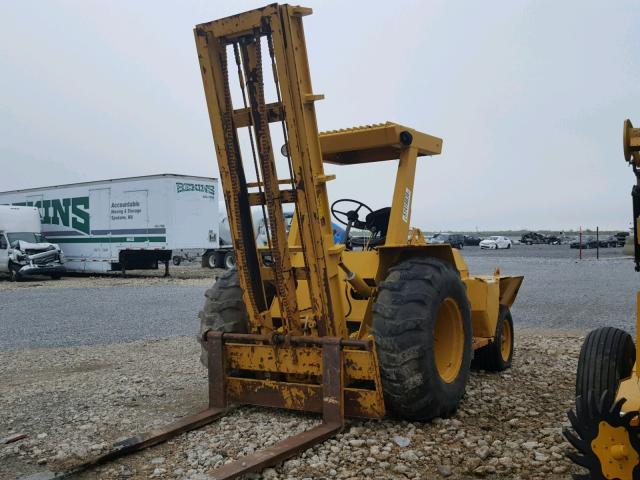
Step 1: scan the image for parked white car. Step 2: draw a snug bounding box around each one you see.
[479,236,512,250]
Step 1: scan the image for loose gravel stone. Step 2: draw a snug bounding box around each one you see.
[0,330,585,479]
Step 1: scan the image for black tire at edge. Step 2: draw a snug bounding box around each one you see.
[197,269,248,366]
[575,326,636,408]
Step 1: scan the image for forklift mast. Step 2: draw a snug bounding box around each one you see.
[194,4,345,338]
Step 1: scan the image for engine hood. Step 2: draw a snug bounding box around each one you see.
[12,240,59,252]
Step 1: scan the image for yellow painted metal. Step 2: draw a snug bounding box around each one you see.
[623,119,640,167]
[465,276,500,338]
[408,228,427,245]
[434,297,465,383]
[338,262,372,298]
[194,3,520,421]
[320,122,442,164]
[225,377,385,418]
[616,371,640,412]
[591,421,639,480]
[225,344,378,381]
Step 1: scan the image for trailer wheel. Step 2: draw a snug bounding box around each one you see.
[372,257,472,421]
[173,256,182,266]
[202,252,216,269]
[472,305,514,371]
[224,251,236,270]
[576,326,635,407]
[198,269,248,366]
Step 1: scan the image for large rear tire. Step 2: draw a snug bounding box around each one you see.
[372,257,472,421]
[472,305,514,372]
[197,270,248,366]
[576,326,635,407]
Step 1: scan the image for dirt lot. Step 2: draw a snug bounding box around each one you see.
[1,330,582,480]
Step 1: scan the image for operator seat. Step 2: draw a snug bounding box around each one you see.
[350,207,391,248]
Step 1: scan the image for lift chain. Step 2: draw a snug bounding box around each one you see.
[218,43,262,316]
[233,41,272,251]
[243,33,299,331]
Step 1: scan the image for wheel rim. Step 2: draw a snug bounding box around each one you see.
[592,420,639,480]
[208,255,216,268]
[225,255,236,269]
[500,317,512,362]
[434,297,464,384]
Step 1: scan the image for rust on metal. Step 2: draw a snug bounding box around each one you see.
[41,408,227,479]
[225,378,384,418]
[207,330,226,409]
[225,343,376,380]
[206,338,346,479]
[207,331,372,349]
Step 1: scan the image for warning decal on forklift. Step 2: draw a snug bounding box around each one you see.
[402,188,411,223]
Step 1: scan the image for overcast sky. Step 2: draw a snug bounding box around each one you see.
[2,1,639,231]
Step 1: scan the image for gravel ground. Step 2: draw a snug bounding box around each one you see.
[0,330,582,480]
[1,245,635,479]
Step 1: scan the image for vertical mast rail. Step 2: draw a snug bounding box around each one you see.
[240,34,300,331]
[268,8,346,337]
[194,31,267,321]
[196,5,346,336]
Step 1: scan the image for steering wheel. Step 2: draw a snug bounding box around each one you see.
[331,199,374,229]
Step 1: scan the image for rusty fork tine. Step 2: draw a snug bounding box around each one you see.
[206,338,345,480]
[207,422,341,479]
[35,408,228,480]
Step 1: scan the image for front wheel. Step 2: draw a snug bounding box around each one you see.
[372,257,472,421]
[507,243,511,249]
[472,306,514,371]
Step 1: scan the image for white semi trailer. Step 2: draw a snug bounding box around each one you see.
[0,174,219,274]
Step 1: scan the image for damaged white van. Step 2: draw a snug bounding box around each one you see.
[0,205,66,281]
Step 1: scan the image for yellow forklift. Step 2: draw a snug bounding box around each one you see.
[41,5,522,479]
[564,120,640,480]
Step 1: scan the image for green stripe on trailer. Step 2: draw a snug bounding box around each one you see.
[51,236,167,244]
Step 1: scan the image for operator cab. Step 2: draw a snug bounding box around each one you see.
[320,122,443,250]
